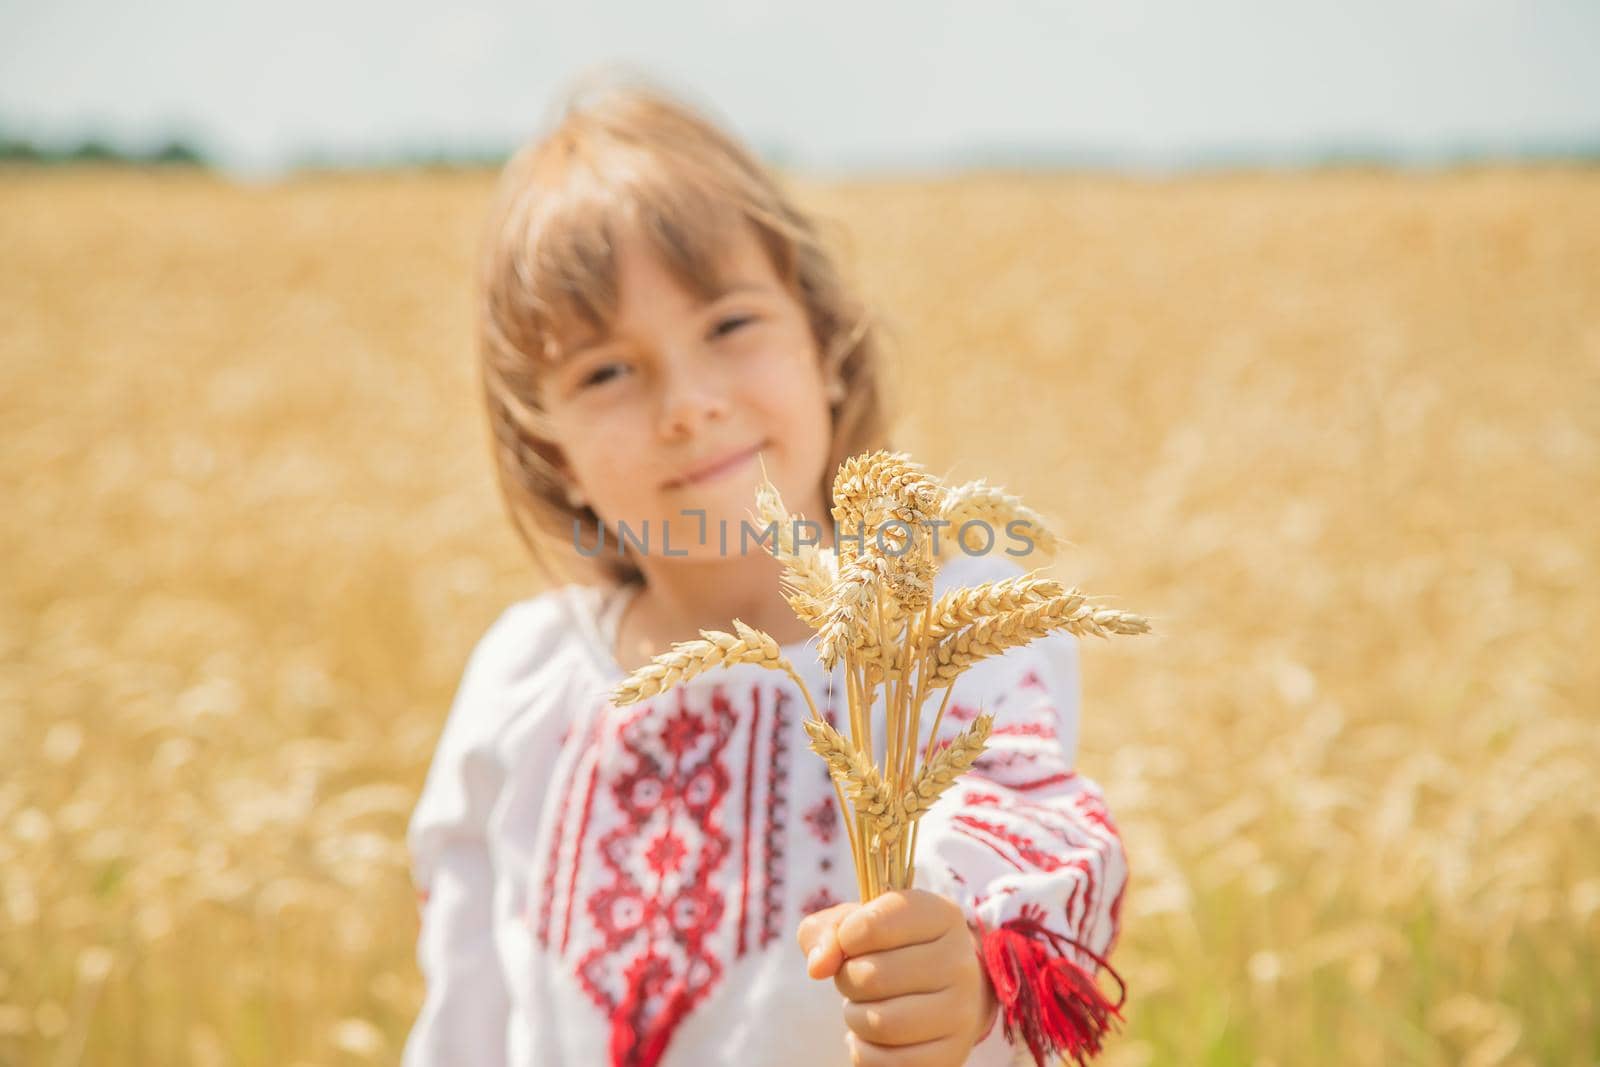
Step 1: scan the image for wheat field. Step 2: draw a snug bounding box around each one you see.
[2,164,1596,1066]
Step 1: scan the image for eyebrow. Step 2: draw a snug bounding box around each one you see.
[555,282,777,363]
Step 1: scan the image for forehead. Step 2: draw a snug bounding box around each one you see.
[554,220,785,355]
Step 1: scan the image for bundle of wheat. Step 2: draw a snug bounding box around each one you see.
[611,449,1150,902]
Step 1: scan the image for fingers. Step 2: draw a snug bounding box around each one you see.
[836,889,964,959]
[833,928,965,1002]
[845,1030,967,1067]
[841,988,956,1047]
[796,901,860,980]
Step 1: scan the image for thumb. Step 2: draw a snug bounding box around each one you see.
[795,901,859,980]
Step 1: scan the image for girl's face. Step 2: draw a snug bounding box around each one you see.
[541,222,835,561]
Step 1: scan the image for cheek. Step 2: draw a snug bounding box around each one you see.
[557,425,653,508]
[742,333,832,441]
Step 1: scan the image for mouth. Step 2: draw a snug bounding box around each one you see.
[663,441,768,490]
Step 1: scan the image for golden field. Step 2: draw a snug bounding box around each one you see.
[1,164,1596,1067]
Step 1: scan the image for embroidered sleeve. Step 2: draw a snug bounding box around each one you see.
[911,628,1130,1067]
[401,604,538,1067]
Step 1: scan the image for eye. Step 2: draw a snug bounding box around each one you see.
[711,314,755,340]
[579,361,630,389]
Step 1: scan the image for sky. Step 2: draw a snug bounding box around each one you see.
[1,0,1597,178]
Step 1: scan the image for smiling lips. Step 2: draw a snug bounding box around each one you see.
[664,442,766,489]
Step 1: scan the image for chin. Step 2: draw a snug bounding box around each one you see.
[650,505,746,554]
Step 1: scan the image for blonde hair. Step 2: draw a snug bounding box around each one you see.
[476,77,891,589]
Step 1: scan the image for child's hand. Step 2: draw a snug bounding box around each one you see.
[796,889,999,1065]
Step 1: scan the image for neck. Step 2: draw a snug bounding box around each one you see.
[645,553,799,636]
[615,490,833,670]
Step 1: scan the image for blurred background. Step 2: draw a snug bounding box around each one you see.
[2,3,1597,1065]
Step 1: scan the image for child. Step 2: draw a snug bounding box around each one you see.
[403,80,1129,1067]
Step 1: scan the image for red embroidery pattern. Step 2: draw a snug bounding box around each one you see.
[574,685,739,1067]
[563,723,606,955]
[531,713,589,932]
[950,788,1119,961]
[534,772,573,946]
[958,695,1075,792]
[535,708,601,949]
[994,719,1058,739]
[925,660,1070,792]
[946,701,982,725]
[802,794,839,844]
[530,679,804,1066]
[736,683,762,956]
[801,886,840,915]
[758,688,792,947]
[1106,872,1128,955]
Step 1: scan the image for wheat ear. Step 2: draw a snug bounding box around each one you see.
[940,478,1065,560]
[925,594,1151,690]
[801,716,900,837]
[900,713,994,817]
[611,618,793,706]
[923,575,1066,640]
[818,450,947,667]
[752,473,838,630]
[829,454,942,613]
[831,450,946,537]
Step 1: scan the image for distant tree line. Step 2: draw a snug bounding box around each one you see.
[2,128,1594,172]
[0,133,208,166]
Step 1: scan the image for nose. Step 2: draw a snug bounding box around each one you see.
[656,356,731,441]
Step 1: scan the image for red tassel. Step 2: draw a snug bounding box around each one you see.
[975,903,1127,1067]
